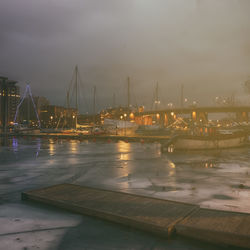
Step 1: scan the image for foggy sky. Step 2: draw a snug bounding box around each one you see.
[0,0,250,113]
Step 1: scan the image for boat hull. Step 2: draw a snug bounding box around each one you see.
[173,134,247,150]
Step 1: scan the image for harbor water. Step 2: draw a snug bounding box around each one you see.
[0,136,248,249]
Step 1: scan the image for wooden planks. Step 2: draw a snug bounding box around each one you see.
[176,208,250,249]
[21,183,197,237]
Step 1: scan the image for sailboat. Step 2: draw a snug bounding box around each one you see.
[56,65,93,135]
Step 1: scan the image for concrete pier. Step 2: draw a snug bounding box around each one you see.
[176,208,250,249]
[22,184,197,238]
[22,184,250,248]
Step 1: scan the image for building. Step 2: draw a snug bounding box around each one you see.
[100,106,135,123]
[0,76,20,131]
[18,96,50,127]
[40,105,77,128]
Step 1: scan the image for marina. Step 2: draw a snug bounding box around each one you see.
[1,1,250,249]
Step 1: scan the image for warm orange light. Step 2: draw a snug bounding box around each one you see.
[192,111,196,120]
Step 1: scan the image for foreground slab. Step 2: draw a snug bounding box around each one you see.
[176,208,250,249]
[22,184,197,237]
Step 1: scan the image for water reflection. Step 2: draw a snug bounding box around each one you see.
[49,140,55,156]
[116,141,131,161]
[36,138,41,157]
[0,136,9,147]
[69,140,79,154]
[12,137,18,152]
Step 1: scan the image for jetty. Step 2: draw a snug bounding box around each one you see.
[22,184,250,249]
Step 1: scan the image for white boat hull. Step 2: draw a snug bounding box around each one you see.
[173,135,247,150]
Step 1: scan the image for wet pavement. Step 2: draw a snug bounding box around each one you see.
[0,136,249,249]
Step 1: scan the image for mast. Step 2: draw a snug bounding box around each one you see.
[180,84,184,108]
[75,65,78,111]
[93,85,96,126]
[112,93,116,108]
[127,77,130,108]
[155,82,159,110]
[27,94,30,126]
[75,65,78,129]
[67,91,70,109]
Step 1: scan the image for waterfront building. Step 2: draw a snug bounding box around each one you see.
[100,106,135,123]
[0,76,20,130]
[17,96,50,127]
[40,105,77,128]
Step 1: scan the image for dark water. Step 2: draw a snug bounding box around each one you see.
[0,136,248,249]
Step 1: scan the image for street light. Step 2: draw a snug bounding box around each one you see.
[50,116,53,128]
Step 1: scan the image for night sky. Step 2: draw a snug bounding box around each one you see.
[0,0,250,113]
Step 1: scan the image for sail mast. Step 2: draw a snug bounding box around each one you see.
[75,65,78,111]
[93,85,96,126]
[156,82,159,110]
[75,65,78,129]
[127,77,130,108]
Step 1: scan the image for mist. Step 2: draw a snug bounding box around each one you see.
[0,0,250,113]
